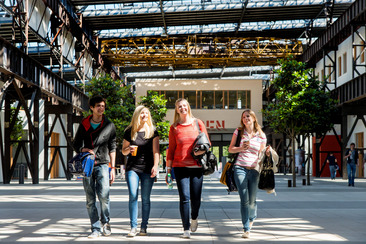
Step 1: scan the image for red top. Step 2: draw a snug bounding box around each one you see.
[167,119,210,167]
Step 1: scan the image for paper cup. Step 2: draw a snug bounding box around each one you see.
[130,145,138,156]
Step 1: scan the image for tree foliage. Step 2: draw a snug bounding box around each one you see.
[263,57,338,186]
[85,74,135,147]
[10,107,23,145]
[139,91,170,151]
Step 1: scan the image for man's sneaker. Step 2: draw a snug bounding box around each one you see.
[242,231,250,238]
[127,228,137,237]
[102,223,111,236]
[139,228,147,236]
[190,219,198,232]
[88,230,101,238]
[181,230,190,239]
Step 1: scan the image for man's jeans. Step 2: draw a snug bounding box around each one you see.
[126,170,155,229]
[347,163,356,186]
[83,164,110,232]
[234,165,259,232]
[329,165,336,179]
[174,167,203,231]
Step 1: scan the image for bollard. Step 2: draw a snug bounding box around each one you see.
[302,179,306,185]
[19,164,25,184]
[288,180,292,187]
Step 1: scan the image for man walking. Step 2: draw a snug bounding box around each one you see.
[73,95,116,238]
[345,143,358,187]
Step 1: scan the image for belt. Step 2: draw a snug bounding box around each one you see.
[243,166,255,170]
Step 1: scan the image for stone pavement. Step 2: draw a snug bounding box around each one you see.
[0,174,366,243]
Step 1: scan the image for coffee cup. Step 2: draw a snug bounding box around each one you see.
[130,145,138,156]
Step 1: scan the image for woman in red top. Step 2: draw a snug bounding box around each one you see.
[166,98,209,239]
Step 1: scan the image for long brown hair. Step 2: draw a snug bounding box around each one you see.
[238,109,264,136]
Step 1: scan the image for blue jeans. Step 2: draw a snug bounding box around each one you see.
[234,166,259,232]
[174,167,203,231]
[329,165,336,179]
[347,163,356,186]
[126,170,155,229]
[83,164,110,232]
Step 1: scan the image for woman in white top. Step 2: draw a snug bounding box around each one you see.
[228,109,270,239]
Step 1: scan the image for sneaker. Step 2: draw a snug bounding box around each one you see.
[102,223,111,236]
[181,230,190,239]
[190,219,198,232]
[127,228,138,237]
[139,228,147,236]
[88,230,101,238]
[242,231,250,238]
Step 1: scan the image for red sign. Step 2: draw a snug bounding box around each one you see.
[205,120,225,130]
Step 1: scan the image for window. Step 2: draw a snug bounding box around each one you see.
[338,56,342,77]
[321,69,324,82]
[327,66,332,82]
[153,90,250,109]
[214,91,224,109]
[343,53,347,74]
[202,91,214,109]
[165,91,178,109]
[183,91,197,109]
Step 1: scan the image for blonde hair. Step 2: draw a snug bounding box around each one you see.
[126,105,155,141]
[173,98,194,126]
[238,109,264,136]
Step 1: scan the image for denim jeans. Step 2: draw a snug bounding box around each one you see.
[329,165,336,179]
[126,170,155,229]
[347,163,356,186]
[83,164,110,232]
[174,167,203,231]
[234,165,259,232]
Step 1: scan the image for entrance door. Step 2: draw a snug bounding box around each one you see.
[356,132,364,178]
[50,133,60,178]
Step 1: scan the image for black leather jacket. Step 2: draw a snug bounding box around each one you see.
[73,115,117,165]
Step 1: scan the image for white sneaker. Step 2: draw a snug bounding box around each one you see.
[190,219,198,232]
[127,228,137,237]
[242,231,250,238]
[88,230,101,238]
[181,230,190,239]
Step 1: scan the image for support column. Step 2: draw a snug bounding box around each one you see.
[3,98,11,184]
[31,89,40,184]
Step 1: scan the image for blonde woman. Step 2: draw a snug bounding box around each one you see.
[166,98,209,239]
[122,106,160,237]
[228,109,270,239]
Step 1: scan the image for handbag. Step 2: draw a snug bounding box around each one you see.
[67,152,95,177]
[220,129,241,193]
[258,153,275,191]
[192,119,216,175]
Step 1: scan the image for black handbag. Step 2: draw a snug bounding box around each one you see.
[192,119,216,175]
[220,129,242,193]
[258,153,275,191]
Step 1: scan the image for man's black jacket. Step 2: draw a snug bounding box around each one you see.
[73,115,117,165]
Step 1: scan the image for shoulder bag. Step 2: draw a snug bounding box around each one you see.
[220,129,241,193]
[258,152,275,191]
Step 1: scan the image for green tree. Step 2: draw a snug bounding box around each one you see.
[263,57,337,187]
[139,90,170,152]
[10,106,23,145]
[85,74,135,147]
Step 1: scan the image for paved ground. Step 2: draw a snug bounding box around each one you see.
[0,174,365,243]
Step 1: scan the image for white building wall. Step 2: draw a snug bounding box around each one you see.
[136,78,264,129]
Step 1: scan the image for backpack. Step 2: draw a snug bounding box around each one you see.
[67,152,95,177]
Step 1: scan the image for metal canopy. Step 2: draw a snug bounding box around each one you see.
[66,0,356,75]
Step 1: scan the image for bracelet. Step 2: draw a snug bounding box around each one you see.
[111,167,116,169]
[166,166,172,169]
